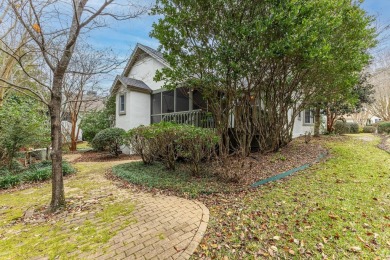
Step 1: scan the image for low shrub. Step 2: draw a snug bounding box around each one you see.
[91,127,126,156]
[377,121,390,134]
[126,125,163,165]
[363,126,376,133]
[177,125,219,176]
[0,168,11,176]
[62,162,77,176]
[0,161,76,189]
[126,122,219,175]
[0,174,22,189]
[24,167,51,182]
[347,122,359,134]
[334,120,350,135]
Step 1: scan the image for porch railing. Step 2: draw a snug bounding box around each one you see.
[161,110,215,128]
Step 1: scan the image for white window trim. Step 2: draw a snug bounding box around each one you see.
[118,92,126,115]
[303,109,314,125]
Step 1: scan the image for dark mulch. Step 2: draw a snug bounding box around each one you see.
[108,136,329,201]
[213,136,328,186]
[377,134,390,153]
[73,151,141,163]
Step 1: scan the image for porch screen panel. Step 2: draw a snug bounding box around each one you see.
[162,90,174,113]
[176,87,189,112]
[151,93,161,115]
[193,90,206,110]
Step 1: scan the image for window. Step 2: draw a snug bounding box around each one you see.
[304,109,314,124]
[119,93,126,115]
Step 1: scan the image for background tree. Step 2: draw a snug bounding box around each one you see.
[367,52,390,121]
[62,46,120,151]
[151,0,376,157]
[0,0,147,211]
[79,94,115,143]
[0,95,50,169]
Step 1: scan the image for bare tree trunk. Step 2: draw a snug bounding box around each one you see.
[69,111,78,151]
[50,79,65,210]
[314,106,321,137]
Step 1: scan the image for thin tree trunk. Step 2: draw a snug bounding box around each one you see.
[314,106,321,137]
[69,112,77,151]
[50,79,65,210]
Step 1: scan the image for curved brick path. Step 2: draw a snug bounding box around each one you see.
[83,193,209,260]
[62,158,209,260]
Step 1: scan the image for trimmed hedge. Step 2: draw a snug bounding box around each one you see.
[334,120,350,135]
[127,122,219,176]
[91,127,126,156]
[377,122,390,134]
[347,122,359,134]
[363,126,376,133]
[334,121,359,135]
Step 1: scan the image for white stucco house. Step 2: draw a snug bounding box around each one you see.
[111,43,320,146]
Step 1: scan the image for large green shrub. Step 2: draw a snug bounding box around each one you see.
[91,128,126,156]
[0,95,50,169]
[127,122,219,175]
[79,111,112,143]
[334,120,350,135]
[347,122,359,134]
[177,125,219,176]
[377,122,390,134]
[363,126,376,133]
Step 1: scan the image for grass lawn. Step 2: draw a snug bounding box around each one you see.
[0,160,136,259]
[193,134,390,259]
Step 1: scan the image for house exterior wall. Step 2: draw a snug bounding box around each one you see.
[115,84,151,132]
[127,56,166,91]
[291,110,327,138]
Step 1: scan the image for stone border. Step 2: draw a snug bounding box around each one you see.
[177,201,209,259]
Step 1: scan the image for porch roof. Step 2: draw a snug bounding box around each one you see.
[112,76,152,94]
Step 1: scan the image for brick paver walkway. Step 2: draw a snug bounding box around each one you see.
[61,158,209,260]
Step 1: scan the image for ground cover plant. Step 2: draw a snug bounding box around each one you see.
[0,160,136,259]
[0,161,76,189]
[112,161,235,198]
[192,134,390,259]
[112,138,326,198]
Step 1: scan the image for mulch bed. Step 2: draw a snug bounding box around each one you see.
[73,151,140,163]
[377,134,390,153]
[108,136,329,200]
[212,136,328,186]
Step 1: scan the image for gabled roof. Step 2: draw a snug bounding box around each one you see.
[111,75,152,95]
[121,43,169,77]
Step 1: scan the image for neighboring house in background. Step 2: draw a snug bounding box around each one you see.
[367,115,382,125]
[111,43,323,152]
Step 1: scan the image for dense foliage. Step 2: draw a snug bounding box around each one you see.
[377,121,390,134]
[363,126,376,133]
[91,127,126,156]
[127,122,219,175]
[0,96,50,169]
[0,161,76,189]
[151,0,376,157]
